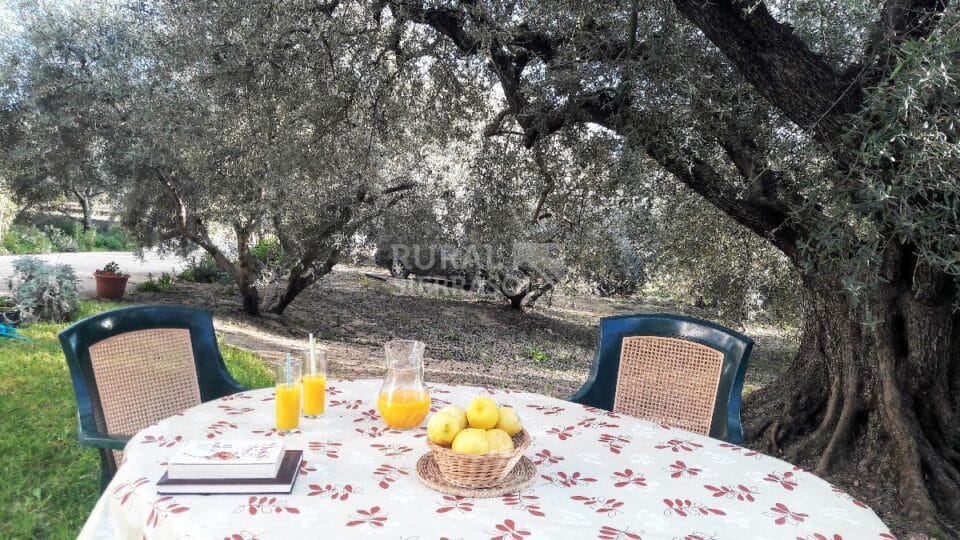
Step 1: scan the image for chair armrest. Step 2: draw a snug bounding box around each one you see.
[79,430,130,450]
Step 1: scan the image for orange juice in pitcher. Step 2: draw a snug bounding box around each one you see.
[377,340,430,429]
[377,389,430,429]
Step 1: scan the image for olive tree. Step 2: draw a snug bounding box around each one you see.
[0,4,120,230]
[112,0,427,315]
[384,0,960,529]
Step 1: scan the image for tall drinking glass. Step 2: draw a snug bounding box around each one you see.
[275,355,302,434]
[302,345,327,419]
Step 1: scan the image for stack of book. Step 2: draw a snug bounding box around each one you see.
[157,440,302,495]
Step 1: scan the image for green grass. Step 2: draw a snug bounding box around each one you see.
[0,223,135,255]
[0,301,273,539]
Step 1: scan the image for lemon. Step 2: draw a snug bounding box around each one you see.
[451,428,489,454]
[485,428,515,452]
[495,406,523,436]
[427,412,462,446]
[437,405,468,431]
[466,397,500,429]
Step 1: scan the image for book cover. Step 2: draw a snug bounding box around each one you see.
[157,450,302,495]
[168,440,285,479]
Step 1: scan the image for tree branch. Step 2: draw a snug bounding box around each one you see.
[865,0,949,71]
[671,0,856,143]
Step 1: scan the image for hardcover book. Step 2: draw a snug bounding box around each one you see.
[157,450,302,495]
[167,440,285,480]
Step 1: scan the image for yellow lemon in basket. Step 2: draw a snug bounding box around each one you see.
[451,428,489,454]
[485,428,515,453]
[466,397,500,429]
[427,412,462,446]
[437,405,468,431]
[495,406,523,436]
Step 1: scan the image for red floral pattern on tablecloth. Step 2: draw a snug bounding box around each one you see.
[372,463,409,489]
[370,442,413,458]
[656,438,703,452]
[611,469,646,489]
[307,440,342,458]
[668,460,702,478]
[662,498,726,517]
[578,416,620,429]
[704,483,759,502]
[765,470,800,490]
[221,531,261,540]
[236,496,299,516]
[218,405,255,416]
[540,470,596,488]
[597,525,642,540]
[489,518,531,539]
[768,502,808,525]
[437,495,474,513]
[144,496,189,528]
[139,434,181,447]
[204,420,238,438]
[571,495,625,516]
[355,425,401,438]
[546,425,577,440]
[353,408,380,422]
[533,449,563,466]
[345,506,387,527]
[502,492,546,517]
[307,483,357,500]
[86,380,893,540]
[598,433,632,454]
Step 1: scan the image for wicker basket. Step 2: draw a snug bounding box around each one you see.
[427,430,531,488]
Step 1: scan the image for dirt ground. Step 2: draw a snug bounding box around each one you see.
[126,265,798,397]
[124,266,935,535]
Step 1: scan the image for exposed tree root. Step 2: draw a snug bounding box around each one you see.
[743,274,960,535]
[815,378,858,474]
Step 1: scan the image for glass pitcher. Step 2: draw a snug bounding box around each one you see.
[377,340,431,429]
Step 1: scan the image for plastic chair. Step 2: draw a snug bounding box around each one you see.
[569,313,753,443]
[59,305,246,490]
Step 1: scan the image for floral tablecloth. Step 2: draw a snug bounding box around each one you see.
[80,379,893,540]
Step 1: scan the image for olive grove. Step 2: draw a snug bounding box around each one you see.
[382,0,960,529]
[2,0,958,529]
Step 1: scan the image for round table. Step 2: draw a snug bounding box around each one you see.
[80,379,892,539]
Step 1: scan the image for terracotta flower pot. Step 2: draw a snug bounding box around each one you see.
[95,273,129,300]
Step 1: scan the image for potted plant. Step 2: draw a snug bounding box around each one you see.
[94,261,129,300]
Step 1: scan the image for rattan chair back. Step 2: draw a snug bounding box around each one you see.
[614,336,724,435]
[89,328,202,464]
[569,313,753,443]
[60,305,246,489]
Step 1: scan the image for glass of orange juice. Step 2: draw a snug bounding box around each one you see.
[302,335,326,419]
[274,354,301,434]
[377,340,430,429]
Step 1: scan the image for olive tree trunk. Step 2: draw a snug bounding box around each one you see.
[234,227,261,317]
[744,247,960,528]
[268,255,337,315]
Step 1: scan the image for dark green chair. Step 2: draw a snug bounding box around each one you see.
[570,313,753,443]
[59,305,246,490]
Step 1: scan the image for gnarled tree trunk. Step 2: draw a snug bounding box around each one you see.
[77,194,93,231]
[235,227,261,317]
[269,254,338,315]
[744,246,960,530]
